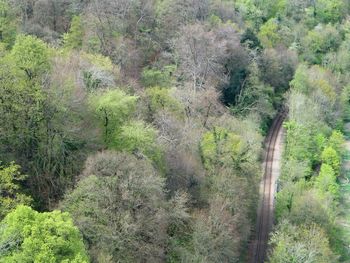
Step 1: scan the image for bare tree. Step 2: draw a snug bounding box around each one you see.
[174,23,247,94]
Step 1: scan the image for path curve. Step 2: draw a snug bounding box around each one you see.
[248,113,285,263]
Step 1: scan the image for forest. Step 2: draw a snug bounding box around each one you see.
[0,0,350,262]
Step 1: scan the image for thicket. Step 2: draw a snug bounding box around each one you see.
[0,0,350,262]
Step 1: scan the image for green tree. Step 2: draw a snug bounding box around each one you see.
[328,130,344,155]
[258,18,281,48]
[0,205,89,262]
[321,146,341,175]
[64,16,84,50]
[0,42,45,167]
[141,65,175,88]
[315,164,339,199]
[200,127,246,170]
[0,0,17,48]
[289,189,335,230]
[10,35,50,80]
[301,24,341,65]
[312,0,345,24]
[89,89,138,145]
[268,221,337,263]
[0,162,32,219]
[146,86,184,116]
[0,36,91,208]
[113,121,164,170]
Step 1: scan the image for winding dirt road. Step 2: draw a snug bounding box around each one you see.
[248,113,285,263]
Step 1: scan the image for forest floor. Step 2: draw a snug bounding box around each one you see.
[338,122,350,261]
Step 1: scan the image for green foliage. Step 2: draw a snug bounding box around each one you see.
[141,65,176,88]
[0,0,17,48]
[283,120,314,168]
[240,27,262,49]
[113,121,164,170]
[10,35,50,79]
[81,52,115,71]
[315,164,339,199]
[200,127,245,170]
[64,16,84,50]
[89,89,138,145]
[0,205,89,262]
[327,34,350,72]
[321,146,341,175]
[268,221,337,263]
[328,130,345,155]
[275,180,307,221]
[301,24,341,64]
[0,42,96,208]
[289,64,310,93]
[146,87,184,116]
[0,162,32,220]
[258,18,281,48]
[235,0,264,28]
[62,151,166,263]
[312,0,346,24]
[232,62,274,119]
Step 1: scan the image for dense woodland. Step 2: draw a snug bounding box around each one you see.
[1,0,350,262]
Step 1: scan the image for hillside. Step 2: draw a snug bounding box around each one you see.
[0,0,350,262]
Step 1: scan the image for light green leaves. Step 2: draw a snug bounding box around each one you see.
[0,205,89,263]
[89,89,138,144]
[0,162,32,220]
[200,127,244,170]
[10,35,50,80]
[64,16,84,50]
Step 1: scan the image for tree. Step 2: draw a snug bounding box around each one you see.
[10,34,50,79]
[185,197,241,262]
[289,189,335,230]
[258,18,281,48]
[89,89,138,145]
[312,0,346,24]
[321,146,341,175]
[174,23,247,94]
[259,47,297,93]
[113,120,164,171]
[328,130,344,155]
[62,151,167,262]
[0,0,17,48]
[156,0,201,43]
[268,221,337,263]
[0,36,47,168]
[0,205,89,262]
[0,45,98,209]
[141,65,175,88]
[145,86,184,116]
[0,162,32,220]
[315,164,339,199]
[63,15,84,50]
[200,127,245,170]
[301,24,341,65]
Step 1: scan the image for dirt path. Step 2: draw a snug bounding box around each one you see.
[248,113,285,263]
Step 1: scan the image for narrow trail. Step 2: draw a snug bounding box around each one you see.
[248,113,285,263]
